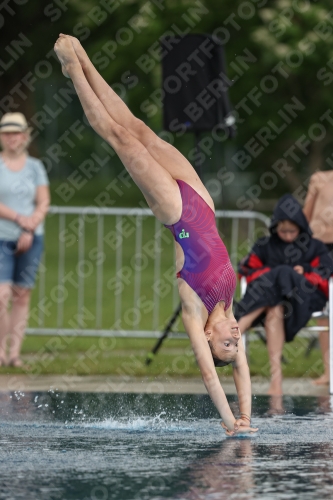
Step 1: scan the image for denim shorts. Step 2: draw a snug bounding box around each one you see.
[0,235,44,288]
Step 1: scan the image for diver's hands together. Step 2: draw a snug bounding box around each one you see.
[221,418,258,436]
[234,417,259,434]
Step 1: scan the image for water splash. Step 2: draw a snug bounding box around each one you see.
[83,412,193,433]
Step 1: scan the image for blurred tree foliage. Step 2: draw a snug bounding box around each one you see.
[1,0,333,205]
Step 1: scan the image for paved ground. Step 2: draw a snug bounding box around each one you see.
[0,374,330,396]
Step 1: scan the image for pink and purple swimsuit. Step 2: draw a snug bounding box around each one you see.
[165,179,236,313]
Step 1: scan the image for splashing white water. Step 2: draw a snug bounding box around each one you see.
[83,412,193,432]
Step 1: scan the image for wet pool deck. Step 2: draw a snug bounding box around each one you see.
[0,375,329,396]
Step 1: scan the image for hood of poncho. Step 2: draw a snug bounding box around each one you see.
[269,194,312,236]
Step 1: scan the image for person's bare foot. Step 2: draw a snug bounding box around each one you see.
[312,375,329,385]
[54,34,80,78]
[0,357,7,367]
[267,396,285,415]
[66,35,89,69]
[8,357,23,368]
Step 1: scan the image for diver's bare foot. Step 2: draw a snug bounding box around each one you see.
[66,35,89,69]
[267,379,283,396]
[54,34,80,78]
[312,375,329,385]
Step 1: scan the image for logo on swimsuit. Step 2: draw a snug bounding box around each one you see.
[179,228,189,239]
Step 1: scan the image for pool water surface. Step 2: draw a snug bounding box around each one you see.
[0,391,333,499]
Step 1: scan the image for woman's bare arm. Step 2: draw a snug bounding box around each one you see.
[16,185,50,232]
[217,302,256,429]
[0,186,50,232]
[232,336,252,419]
[32,185,50,228]
[224,305,253,419]
[182,310,236,431]
[0,203,19,222]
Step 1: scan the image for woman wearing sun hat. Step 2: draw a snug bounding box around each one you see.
[0,112,50,367]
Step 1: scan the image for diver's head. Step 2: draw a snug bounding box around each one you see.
[205,317,240,367]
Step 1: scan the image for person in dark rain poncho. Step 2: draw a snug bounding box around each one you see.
[235,194,333,396]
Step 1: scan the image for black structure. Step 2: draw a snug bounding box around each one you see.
[161,33,236,137]
[145,304,182,366]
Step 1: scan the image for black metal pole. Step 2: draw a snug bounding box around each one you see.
[145,303,182,365]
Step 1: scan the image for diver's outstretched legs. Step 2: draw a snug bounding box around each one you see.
[54,36,182,224]
[59,34,213,209]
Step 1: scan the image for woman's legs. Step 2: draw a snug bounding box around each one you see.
[237,307,267,361]
[0,284,11,363]
[237,307,266,334]
[8,286,31,366]
[313,321,329,385]
[265,305,285,396]
[59,34,213,208]
[0,284,31,366]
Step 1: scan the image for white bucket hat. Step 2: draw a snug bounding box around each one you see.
[0,112,32,133]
